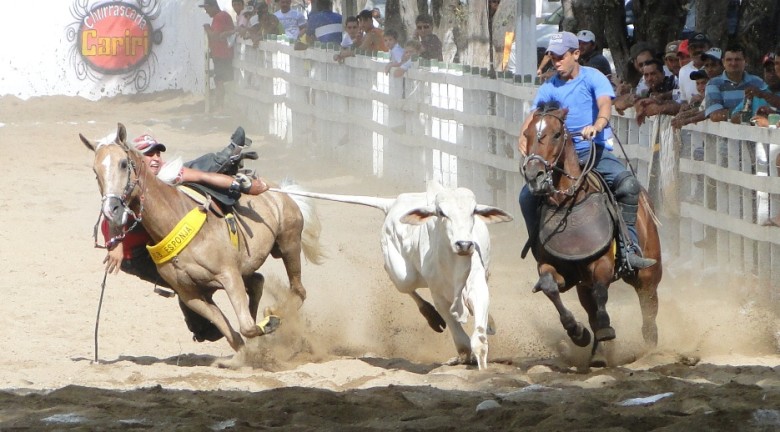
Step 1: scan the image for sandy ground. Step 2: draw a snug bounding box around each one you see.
[0,92,779,431]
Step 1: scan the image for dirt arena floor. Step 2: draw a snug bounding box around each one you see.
[1,92,779,431]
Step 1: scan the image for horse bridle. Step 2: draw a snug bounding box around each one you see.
[521,111,596,197]
[93,146,147,249]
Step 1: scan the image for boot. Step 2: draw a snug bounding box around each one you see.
[625,245,656,269]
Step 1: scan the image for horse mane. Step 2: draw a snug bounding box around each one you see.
[538,100,562,114]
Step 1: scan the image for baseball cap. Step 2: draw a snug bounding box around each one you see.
[547,32,579,56]
[701,47,722,62]
[688,32,710,46]
[664,41,680,59]
[677,39,689,57]
[199,0,219,8]
[576,30,596,44]
[689,69,708,81]
[763,52,776,66]
[133,134,167,154]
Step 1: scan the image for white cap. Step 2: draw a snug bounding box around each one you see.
[577,30,596,43]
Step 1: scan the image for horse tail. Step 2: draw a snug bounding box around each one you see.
[279,179,326,265]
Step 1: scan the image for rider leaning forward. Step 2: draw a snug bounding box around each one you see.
[100,131,269,342]
[518,31,657,270]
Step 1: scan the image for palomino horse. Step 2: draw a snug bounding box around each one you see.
[81,123,324,353]
[521,106,662,367]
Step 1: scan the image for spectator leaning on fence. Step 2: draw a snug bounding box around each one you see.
[383,29,404,74]
[357,9,387,52]
[663,40,682,78]
[742,52,780,125]
[333,16,362,63]
[275,0,307,42]
[414,14,442,61]
[306,0,342,44]
[634,58,681,125]
[390,39,423,78]
[678,32,711,103]
[704,44,767,124]
[248,2,283,44]
[671,69,712,129]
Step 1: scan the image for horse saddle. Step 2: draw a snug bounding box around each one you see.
[538,191,615,261]
[181,182,237,209]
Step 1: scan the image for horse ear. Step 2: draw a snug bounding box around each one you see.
[116,123,127,146]
[80,133,96,152]
[562,108,569,118]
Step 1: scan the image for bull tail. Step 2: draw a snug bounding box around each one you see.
[269,187,395,214]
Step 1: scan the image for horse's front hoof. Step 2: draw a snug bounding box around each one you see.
[569,326,591,347]
[257,315,281,336]
[595,327,616,341]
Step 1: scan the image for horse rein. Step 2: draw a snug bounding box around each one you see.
[522,112,597,197]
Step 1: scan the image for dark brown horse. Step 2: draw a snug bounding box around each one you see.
[81,123,325,358]
[521,107,662,367]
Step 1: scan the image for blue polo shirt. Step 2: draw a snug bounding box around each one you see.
[704,71,767,117]
[306,10,343,44]
[532,66,616,152]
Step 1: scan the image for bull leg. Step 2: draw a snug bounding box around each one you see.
[431,291,473,367]
[464,260,490,370]
[244,272,265,322]
[408,292,446,332]
[178,291,244,351]
[216,271,262,339]
[534,269,591,348]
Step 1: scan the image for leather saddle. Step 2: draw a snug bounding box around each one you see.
[538,188,616,262]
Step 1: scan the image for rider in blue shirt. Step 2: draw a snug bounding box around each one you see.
[518,31,656,270]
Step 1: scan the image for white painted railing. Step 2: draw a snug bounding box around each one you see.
[228,40,780,299]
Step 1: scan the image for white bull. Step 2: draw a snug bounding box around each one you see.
[277,182,513,369]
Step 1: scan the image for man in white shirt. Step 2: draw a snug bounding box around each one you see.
[274,0,307,41]
[678,32,710,103]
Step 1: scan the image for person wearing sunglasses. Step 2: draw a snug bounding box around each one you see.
[413,14,442,61]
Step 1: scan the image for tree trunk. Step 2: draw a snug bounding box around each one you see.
[464,0,490,69]
[438,0,467,64]
[600,0,631,81]
[632,0,686,58]
[736,0,780,73]
[384,0,419,43]
[490,0,517,71]
[696,0,730,49]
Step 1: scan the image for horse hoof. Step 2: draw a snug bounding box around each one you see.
[589,358,607,368]
[570,327,591,347]
[595,327,616,341]
[257,315,281,336]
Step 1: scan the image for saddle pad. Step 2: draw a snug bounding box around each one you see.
[181,182,237,207]
[539,192,614,261]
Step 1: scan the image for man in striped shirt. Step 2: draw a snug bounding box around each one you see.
[704,44,767,123]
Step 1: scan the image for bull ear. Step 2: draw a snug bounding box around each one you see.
[475,205,513,224]
[80,133,96,152]
[400,206,436,225]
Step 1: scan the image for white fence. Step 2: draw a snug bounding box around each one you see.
[227,40,780,299]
